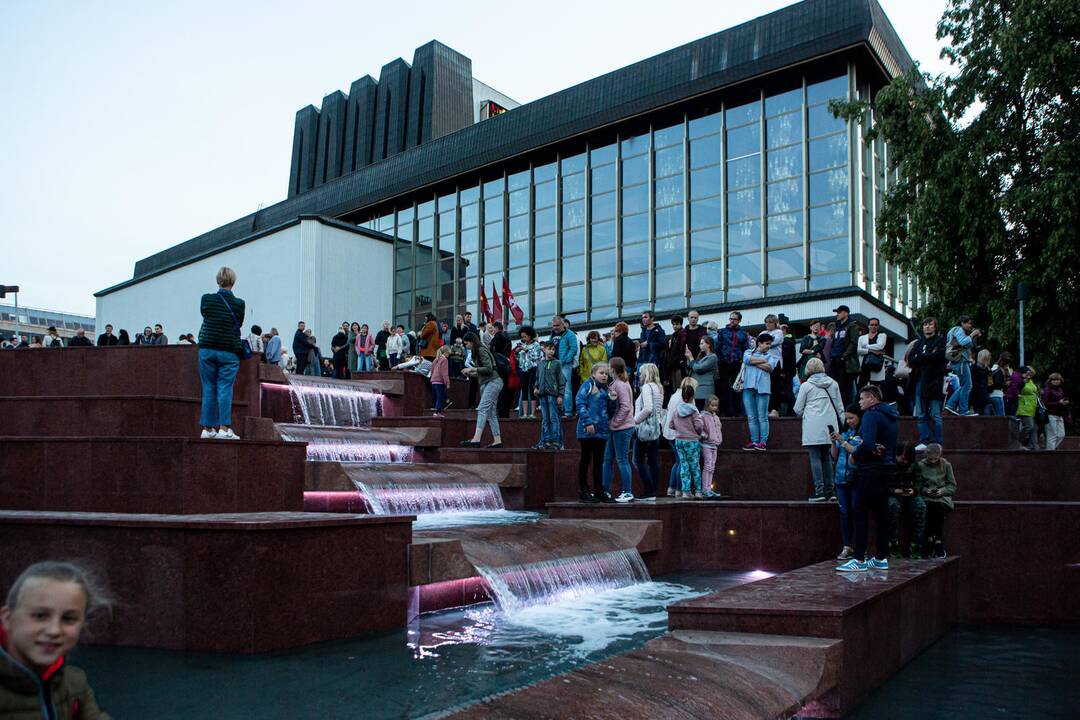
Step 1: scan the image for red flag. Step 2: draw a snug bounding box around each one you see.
[503,277,524,325]
[490,281,503,323]
[478,285,491,324]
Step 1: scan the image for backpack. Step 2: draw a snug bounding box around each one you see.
[493,351,511,381]
[945,330,963,362]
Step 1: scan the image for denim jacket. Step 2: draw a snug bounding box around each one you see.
[575,380,612,439]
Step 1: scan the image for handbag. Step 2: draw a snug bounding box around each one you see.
[732,362,746,392]
[218,293,251,360]
[636,384,663,441]
[863,353,884,372]
[1035,398,1050,427]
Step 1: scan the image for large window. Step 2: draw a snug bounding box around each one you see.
[725,98,763,301]
[765,86,805,296]
[806,75,850,290]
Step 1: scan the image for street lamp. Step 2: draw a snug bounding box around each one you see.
[0,285,20,343]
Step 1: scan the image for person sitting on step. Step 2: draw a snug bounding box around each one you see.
[918,443,956,558]
[888,442,927,558]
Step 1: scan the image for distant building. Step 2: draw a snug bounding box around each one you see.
[1,302,95,344]
[98,0,921,346]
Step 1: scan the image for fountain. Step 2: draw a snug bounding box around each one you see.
[278,424,416,462]
[284,375,382,426]
[355,480,505,514]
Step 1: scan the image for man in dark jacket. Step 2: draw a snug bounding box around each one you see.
[665,316,686,397]
[717,311,749,417]
[837,385,899,572]
[292,322,309,375]
[330,322,350,379]
[374,320,392,371]
[96,324,118,346]
[67,330,93,347]
[828,305,861,405]
[637,311,666,369]
[907,317,948,449]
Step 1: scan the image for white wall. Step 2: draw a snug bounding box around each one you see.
[96,219,393,348]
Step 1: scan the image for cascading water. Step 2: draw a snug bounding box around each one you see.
[277,425,416,462]
[285,376,381,426]
[355,480,505,515]
[474,549,651,613]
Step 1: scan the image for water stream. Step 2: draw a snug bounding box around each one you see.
[354,480,505,515]
[285,375,382,426]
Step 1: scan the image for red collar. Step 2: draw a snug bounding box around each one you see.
[0,624,66,681]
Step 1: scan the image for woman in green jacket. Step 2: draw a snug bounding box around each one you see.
[1016,366,1040,451]
[918,443,957,558]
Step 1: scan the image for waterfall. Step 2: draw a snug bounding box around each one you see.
[353,480,505,515]
[284,376,381,426]
[474,549,651,613]
[277,425,415,462]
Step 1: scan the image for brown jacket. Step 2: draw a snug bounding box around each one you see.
[0,644,111,720]
[418,320,443,359]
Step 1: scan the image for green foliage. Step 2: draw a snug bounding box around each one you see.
[846,0,1080,374]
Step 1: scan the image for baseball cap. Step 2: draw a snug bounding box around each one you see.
[832,304,850,313]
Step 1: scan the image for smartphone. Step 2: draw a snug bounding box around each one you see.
[827,424,836,435]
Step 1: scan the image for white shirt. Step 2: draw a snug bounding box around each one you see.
[858,333,888,382]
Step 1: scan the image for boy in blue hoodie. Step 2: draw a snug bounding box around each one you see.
[836,385,898,572]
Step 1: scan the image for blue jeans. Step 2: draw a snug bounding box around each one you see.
[602,427,634,494]
[561,365,575,415]
[807,445,834,498]
[835,483,856,548]
[432,383,447,412]
[539,395,563,446]
[945,359,971,413]
[742,389,771,444]
[668,448,680,492]
[916,381,943,444]
[633,437,659,498]
[355,354,373,373]
[989,396,1005,416]
[199,348,240,427]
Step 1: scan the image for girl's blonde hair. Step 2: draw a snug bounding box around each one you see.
[216,266,237,288]
[637,362,662,390]
[437,345,451,357]
[589,362,610,394]
[609,356,628,382]
[4,560,113,616]
[976,349,991,366]
[681,376,699,391]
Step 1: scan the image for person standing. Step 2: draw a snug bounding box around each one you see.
[797,320,825,381]
[830,403,864,561]
[489,322,515,419]
[292,322,309,375]
[971,349,994,416]
[794,357,845,503]
[68,330,93,347]
[888,442,926,558]
[989,352,1013,417]
[117,329,130,346]
[419,313,443,361]
[944,315,981,416]
[135,326,154,345]
[717,311,749,416]
[603,356,636,502]
[1041,373,1070,451]
[857,318,887,389]
[96,324,118,346]
[355,324,375,373]
[459,332,503,448]
[686,336,718,411]
[576,362,612,503]
[699,395,723,497]
[347,322,360,373]
[43,326,64,348]
[331,322,350,379]
[374,320,393,371]
[609,321,638,380]
[836,385,899,572]
[741,333,779,450]
[387,325,408,368]
[578,331,609,389]
[1016,366,1040,451]
[197,266,245,440]
[514,326,543,419]
[637,311,667,371]
[669,384,706,498]
[246,325,265,360]
[632,363,664,500]
[264,328,282,366]
[463,311,478,335]
[430,346,450,417]
[828,305,860,404]
[681,311,707,363]
[665,316,687,397]
[533,342,566,450]
[150,324,168,345]
[907,317,948,451]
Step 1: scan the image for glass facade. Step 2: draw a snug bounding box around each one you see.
[363,67,918,329]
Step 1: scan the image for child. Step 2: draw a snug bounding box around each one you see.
[663,377,699,496]
[670,384,706,498]
[430,345,450,417]
[699,395,723,497]
[918,443,956,557]
[742,333,779,450]
[576,363,612,502]
[888,442,926,558]
[534,342,566,449]
[1,561,112,718]
[830,403,864,560]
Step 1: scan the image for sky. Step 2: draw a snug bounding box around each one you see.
[0,0,952,316]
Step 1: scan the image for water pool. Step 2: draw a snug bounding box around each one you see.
[73,570,756,719]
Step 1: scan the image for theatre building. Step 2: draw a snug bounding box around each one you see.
[97,0,920,343]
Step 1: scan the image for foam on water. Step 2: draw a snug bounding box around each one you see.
[354,480,506,515]
[475,549,652,614]
[412,510,542,530]
[285,376,382,427]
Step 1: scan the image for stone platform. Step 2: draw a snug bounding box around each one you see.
[0,510,413,653]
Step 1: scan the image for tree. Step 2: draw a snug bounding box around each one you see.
[833,0,1080,374]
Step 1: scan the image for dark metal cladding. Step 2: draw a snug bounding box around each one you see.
[127,0,914,285]
[343,76,378,174]
[313,91,348,188]
[287,105,319,198]
[407,41,474,150]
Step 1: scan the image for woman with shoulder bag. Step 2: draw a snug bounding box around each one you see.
[794,358,845,503]
[632,363,665,501]
[857,318,887,389]
[196,266,246,440]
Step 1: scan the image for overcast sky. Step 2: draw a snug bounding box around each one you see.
[0,0,951,315]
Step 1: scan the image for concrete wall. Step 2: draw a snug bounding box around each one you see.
[96,219,392,350]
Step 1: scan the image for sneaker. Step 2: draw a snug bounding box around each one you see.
[459,440,481,448]
[200,429,217,439]
[599,492,616,504]
[666,489,676,497]
[963,410,978,416]
[694,492,705,500]
[944,406,960,416]
[615,492,635,503]
[580,492,599,504]
[703,490,721,498]
[674,490,684,499]
[835,559,868,573]
[828,495,837,502]
[807,495,828,503]
[754,442,767,451]
[531,443,545,450]
[486,442,504,449]
[914,443,928,452]
[741,442,756,451]
[432,412,445,418]
[638,495,657,502]
[889,541,903,559]
[909,543,923,560]
[216,428,240,440]
[443,400,454,410]
[836,546,854,561]
[868,558,889,570]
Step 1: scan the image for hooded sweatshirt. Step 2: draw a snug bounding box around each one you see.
[793,372,845,446]
[853,401,899,468]
[0,626,111,719]
[700,411,723,448]
[670,401,705,441]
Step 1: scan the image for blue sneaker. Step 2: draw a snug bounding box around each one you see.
[835,559,868,572]
[868,558,889,570]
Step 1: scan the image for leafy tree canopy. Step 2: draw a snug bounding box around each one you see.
[832,0,1079,375]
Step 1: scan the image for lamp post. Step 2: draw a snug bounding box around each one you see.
[1017,282,1028,367]
[0,285,19,343]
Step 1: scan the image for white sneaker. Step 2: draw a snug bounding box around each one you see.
[200,429,217,439]
[615,492,635,503]
[914,443,928,452]
[216,428,240,440]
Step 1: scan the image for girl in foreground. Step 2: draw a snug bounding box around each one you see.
[1,560,112,718]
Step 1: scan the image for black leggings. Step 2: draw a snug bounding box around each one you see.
[579,437,606,496]
[925,502,950,544]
